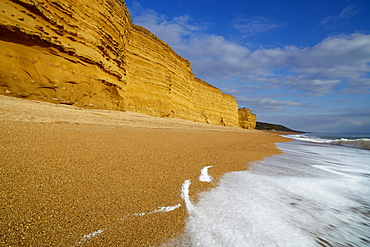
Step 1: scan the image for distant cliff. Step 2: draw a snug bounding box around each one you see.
[0,0,253,128]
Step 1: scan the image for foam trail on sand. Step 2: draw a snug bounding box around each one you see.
[181,180,195,213]
[199,166,213,182]
[133,204,181,216]
[77,229,104,245]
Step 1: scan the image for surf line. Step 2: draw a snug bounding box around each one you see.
[76,165,214,244]
[76,203,182,245]
[181,165,215,214]
[131,165,215,217]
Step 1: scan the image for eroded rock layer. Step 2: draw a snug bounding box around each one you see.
[0,0,252,128]
[238,108,257,129]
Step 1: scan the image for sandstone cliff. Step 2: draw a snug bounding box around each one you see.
[0,0,253,128]
[238,108,256,129]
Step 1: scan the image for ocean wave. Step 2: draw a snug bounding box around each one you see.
[286,134,370,150]
[331,138,370,150]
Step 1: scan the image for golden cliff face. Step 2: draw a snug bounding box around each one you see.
[0,0,131,110]
[0,0,253,128]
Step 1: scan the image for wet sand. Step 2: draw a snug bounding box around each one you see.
[0,95,289,246]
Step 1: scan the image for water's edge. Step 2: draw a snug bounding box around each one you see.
[172,137,370,246]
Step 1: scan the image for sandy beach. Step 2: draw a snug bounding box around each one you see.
[0,95,289,246]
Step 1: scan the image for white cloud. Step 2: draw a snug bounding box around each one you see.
[288,34,370,67]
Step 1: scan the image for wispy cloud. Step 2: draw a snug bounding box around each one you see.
[321,4,361,26]
[232,16,284,37]
[237,96,301,113]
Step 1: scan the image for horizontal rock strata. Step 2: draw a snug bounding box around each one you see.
[0,0,254,128]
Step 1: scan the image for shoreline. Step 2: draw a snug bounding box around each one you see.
[0,95,290,246]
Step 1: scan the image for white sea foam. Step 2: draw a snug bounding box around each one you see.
[199,166,213,182]
[179,140,370,246]
[77,229,104,245]
[155,204,181,213]
[181,180,195,213]
[133,204,181,216]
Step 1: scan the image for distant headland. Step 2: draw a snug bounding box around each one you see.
[255,122,303,133]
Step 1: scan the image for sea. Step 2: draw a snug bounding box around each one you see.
[178,133,370,247]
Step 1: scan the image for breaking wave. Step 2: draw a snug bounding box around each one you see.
[287,134,370,150]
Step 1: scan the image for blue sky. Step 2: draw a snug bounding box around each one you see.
[125,0,370,133]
